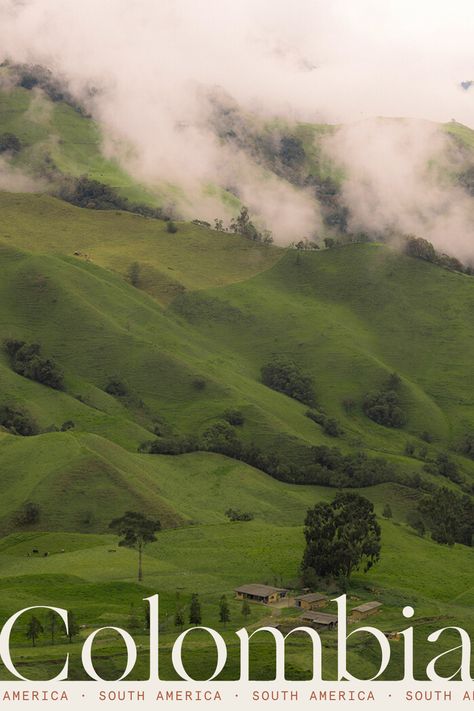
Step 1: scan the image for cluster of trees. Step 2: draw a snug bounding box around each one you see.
[0,404,38,436]
[423,452,463,485]
[192,208,273,243]
[25,610,79,647]
[105,378,129,398]
[309,445,398,488]
[57,176,169,221]
[230,207,273,244]
[10,62,87,115]
[459,166,474,197]
[0,132,22,154]
[174,593,238,630]
[404,236,473,275]
[417,487,474,546]
[261,356,317,407]
[302,492,381,587]
[142,424,406,489]
[363,373,406,428]
[5,340,64,390]
[305,409,343,437]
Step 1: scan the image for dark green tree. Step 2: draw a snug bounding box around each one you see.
[109,511,161,582]
[261,356,317,407]
[66,611,80,644]
[302,492,381,581]
[46,610,59,645]
[26,616,43,647]
[174,609,185,631]
[189,593,202,626]
[241,599,251,620]
[382,503,393,519]
[219,595,230,626]
[127,262,141,287]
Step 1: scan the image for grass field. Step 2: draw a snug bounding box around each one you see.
[0,80,472,681]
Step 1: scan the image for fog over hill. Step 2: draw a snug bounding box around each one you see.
[0,0,473,253]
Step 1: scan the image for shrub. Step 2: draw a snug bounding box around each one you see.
[18,502,40,526]
[105,379,128,397]
[459,431,474,459]
[382,503,393,519]
[261,356,316,407]
[127,262,141,287]
[192,378,206,391]
[0,405,38,436]
[404,236,436,263]
[363,389,406,428]
[424,452,463,484]
[166,221,178,234]
[4,340,64,390]
[60,420,75,431]
[225,508,254,522]
[363,391,406,428]
[0,132,21,154]
[222,409,244,426]
[305,410,343,436]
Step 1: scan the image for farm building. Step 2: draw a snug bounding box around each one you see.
[294,592,328,610]
[300,611,338,630]
[234,584,288,605]
[351,601,382,620]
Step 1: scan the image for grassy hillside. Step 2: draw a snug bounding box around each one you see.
[0,191,471,679]
[0,75,473,680]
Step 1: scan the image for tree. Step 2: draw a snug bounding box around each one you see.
[219,595,230,626]
[19,501,40,525]
[127,262,141,287]
[261,356,317,407]
[302,492,381,582]
[241,599,251,620]
[382,503,393,519]
[26,616,43,647]
[66,611,80,644]
[109,511,161,582]
[189,593,202,625]
[406,510,425,537]
[166,220,178,234]
[404,236,436,263]
[174,609,185,631]
[46,610,59,645]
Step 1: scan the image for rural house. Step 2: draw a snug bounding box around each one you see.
[294,592,328,610]
[234,584,288,605]
[299,611,338,630]
[350,601,382,620]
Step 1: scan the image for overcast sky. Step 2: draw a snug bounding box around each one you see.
[0,0,472,126]
[0,1,472,252]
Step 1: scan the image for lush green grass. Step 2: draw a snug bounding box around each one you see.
[0,192,472,679]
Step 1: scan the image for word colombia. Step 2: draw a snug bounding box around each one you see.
[0,595,472,682]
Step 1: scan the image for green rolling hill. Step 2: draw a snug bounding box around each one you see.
[0,75,472,681]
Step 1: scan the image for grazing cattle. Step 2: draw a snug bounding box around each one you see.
[32,549,39,554]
